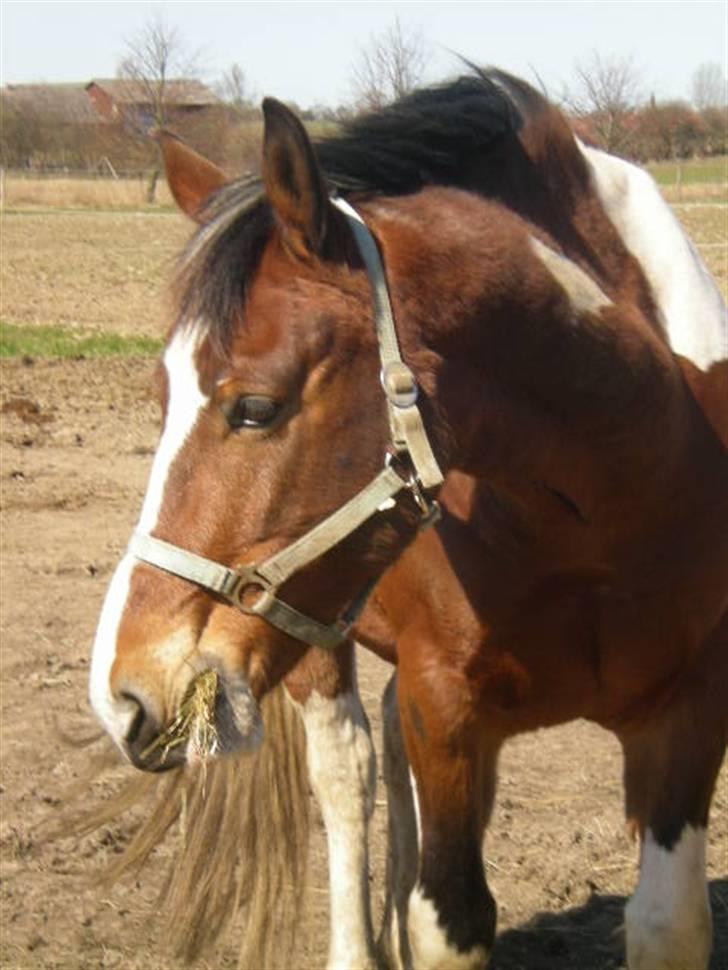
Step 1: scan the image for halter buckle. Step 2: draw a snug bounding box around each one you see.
[381,361,418,409]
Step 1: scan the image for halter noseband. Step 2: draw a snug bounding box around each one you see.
[127,197,443,651]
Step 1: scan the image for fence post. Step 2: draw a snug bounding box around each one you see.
[100,156,119,179]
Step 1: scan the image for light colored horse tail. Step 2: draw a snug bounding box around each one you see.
[53,687,311,968]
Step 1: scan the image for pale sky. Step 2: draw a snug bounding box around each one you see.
[1,1,726,107]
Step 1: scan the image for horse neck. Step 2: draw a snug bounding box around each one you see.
[460,112,660,332]
[370,190,694,516]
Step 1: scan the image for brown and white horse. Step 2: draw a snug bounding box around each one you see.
[89,72,727,969]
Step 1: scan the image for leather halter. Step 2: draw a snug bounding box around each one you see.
[127,197,444,651]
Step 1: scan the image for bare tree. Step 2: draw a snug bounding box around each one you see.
[118,13,200,129]
[118,13,201,199]
[691,62,727,111]
[564,51,643,154]
[215,63,255,119]
[351,18,430,111]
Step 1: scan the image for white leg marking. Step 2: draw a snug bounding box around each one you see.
[90,325,209,739]
[625,825,712,970]
[580,143,727,370]
[406,772,489,970]
[299,688,378,970]
[408,888,489,970]
[530,235,613,317]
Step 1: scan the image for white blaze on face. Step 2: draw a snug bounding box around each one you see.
[88,554,137,742]
[138,326,208,532]
[625,825,712,970]
[579,142,728,370]
[89,325,209,743]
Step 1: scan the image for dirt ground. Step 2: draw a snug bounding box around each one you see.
[2,356,728,970]
[1,205,727,970]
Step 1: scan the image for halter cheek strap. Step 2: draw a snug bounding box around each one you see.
[333,197,443,490]
[127,198,444,651]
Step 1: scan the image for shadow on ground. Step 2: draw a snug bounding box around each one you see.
[489,879,727,970]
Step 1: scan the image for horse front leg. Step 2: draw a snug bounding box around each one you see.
[285,641,378,970]
[379,672,418,970]
[396,651,499,970]
[619,624,727,970]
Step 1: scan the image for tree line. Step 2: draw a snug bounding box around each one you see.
[1,16,725,174]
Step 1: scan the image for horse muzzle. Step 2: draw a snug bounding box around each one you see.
[109,664,263,773]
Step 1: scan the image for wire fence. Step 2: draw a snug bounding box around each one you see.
[0,167,174,209]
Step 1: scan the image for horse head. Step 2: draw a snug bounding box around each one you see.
[90,101,441,769]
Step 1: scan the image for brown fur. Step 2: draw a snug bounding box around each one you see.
[155,130,228,222]
[92,72,727,963]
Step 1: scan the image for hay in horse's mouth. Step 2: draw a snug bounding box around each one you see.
[142,669,220,766]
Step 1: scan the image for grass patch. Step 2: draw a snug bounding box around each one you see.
[647,156,728,186]
[0,322,162,359]
[1,174,175,210]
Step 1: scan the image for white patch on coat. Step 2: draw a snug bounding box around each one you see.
[625,825,712,970]
[89,325,209,743]
[297,687,378,970]
[408,887,490,970]
[530,235,612,317]
[580,143,727,370]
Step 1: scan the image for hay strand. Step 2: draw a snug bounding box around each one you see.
[50,687,311,969]
[141,669,220,766]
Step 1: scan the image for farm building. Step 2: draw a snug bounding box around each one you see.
[0,77,230,171]
[84,77,220,127]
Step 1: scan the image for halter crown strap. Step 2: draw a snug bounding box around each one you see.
[331,197,443,490]
[127,198,443,651]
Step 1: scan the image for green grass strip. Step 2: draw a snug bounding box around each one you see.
[0,322,162,359]
[647,157,728,186]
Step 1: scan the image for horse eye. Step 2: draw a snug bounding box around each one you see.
[224,395,280,430]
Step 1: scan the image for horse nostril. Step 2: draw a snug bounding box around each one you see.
[117,690,180,772]
[120,691,146,746]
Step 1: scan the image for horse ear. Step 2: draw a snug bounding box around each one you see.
[261,98,329,258]
[154,130,228,223]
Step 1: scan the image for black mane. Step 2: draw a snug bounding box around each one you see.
[317,73,520,196]
[177,70,524,346]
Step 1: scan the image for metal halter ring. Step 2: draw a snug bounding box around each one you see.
[384,450,441,527]
[126,199,443,653]
[381,361,418,408]
[227,569,275,614]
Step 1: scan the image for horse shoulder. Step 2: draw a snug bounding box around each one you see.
[675,356,728,449]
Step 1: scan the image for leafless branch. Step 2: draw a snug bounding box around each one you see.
[351,18,430,111]
[215,63,255,119]
[691,62,727,111]
[117,13,200,132]
[563,51,642,153]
